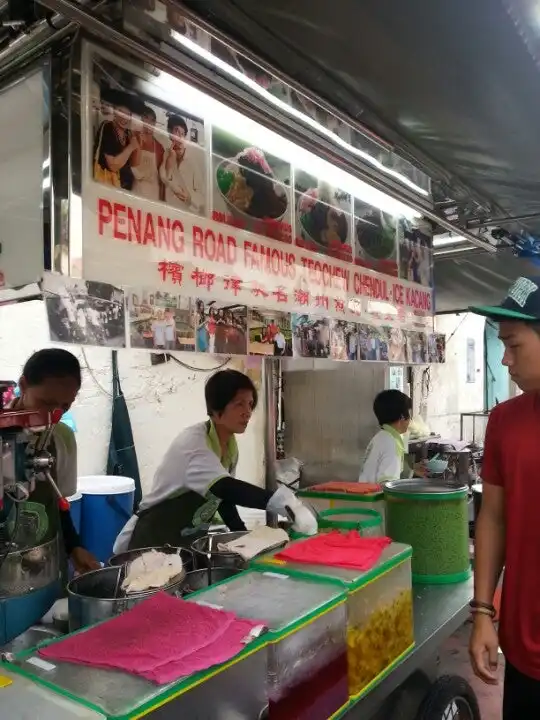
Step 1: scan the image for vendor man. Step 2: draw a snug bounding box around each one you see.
[114,369,316,552]
[9,349,100,574]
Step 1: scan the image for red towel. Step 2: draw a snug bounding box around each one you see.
[39,592,263,685]
[275,531,392,571]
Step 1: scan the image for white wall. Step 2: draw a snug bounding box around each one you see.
[415,313,486,440]
[0,301,265,494]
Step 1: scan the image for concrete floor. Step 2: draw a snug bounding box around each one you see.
[439,619,504,719]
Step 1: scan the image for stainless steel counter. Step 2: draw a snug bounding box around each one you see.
[342,578,474,719]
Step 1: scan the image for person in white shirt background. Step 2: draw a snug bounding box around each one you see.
[151,309,166,349]
[160,115,205,215]
[359,390,424,483]
[274,327,286,356]
[164,309,177,350]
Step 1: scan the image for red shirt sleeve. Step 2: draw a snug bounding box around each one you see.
[481,407,503,486]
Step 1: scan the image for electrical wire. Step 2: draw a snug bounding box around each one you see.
[0,500,20,573]
[166,353,232,372]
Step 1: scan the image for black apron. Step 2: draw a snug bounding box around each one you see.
[129,491,212,550]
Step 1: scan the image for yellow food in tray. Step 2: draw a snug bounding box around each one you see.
[347,590,414,696]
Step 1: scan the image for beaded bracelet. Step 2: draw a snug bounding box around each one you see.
[469,599,496,614]
[470,606,496,619]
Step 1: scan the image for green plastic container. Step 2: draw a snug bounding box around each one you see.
[318,508,383,537]
[298,485,386,532]
[6,619,268,719]
[250,542,414,699]
[384,479,471,584]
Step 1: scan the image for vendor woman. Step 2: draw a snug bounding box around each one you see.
[114,369,317,552]
[359,389,422,483]
[10,349,100,574]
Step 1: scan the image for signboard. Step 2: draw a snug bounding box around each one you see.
[73,46,443,363]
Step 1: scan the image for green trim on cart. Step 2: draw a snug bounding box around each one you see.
[412,567,472,585]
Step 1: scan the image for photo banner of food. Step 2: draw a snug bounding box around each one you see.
[42,273,126,348]
[295,169,353,262]
[354,198,398,276]
[211,127,292,243]
[291,314,331,359]
[91,55,207,216]
[398,217,434,287]
[428,333,446,363]
[330,320,359,361]
[248,309,292,357]
[127,290,195,351]
[194,299,248,355]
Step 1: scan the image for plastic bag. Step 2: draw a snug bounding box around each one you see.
[275,457,303,487]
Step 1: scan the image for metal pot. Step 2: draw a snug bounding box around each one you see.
[180,566,241,596]
[67,564,185,631]
[191,531,248,570]
[108,545,194,573]
[0,536,60,599]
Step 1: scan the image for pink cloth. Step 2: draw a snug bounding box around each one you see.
[39,592,263,685]
[275,530,392,570]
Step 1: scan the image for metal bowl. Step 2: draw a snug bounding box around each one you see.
[108,545,194,573]
[67,564,185,631]
[180,567,241,596]
[191,531,248,570]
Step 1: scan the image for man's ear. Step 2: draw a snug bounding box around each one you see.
[18,376,27,393]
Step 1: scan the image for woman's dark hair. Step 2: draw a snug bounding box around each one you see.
[373,389,412,426]
[205,369,258,416]
[167,114,188,135]
[22,349,82,388]
[141,105,156,121]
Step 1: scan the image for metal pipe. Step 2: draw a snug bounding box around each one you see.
[263,357,278,528]
[468,211,540,228]
[0,16,71,80]
[175,1,391,151]
[35,0,496,253]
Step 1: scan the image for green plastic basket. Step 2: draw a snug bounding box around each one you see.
[318,508,383,536]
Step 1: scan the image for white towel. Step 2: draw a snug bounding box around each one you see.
[217,526,289,561]
[122,550,184,593]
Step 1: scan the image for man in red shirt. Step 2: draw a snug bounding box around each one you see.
[469,276,540,717]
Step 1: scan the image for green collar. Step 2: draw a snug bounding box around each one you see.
[206,420,238,471]
[382,424,406,456]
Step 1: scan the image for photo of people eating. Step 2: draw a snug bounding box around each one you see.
[291,314,331,358]
[358,324,392,362]
[91,56,206,215]
[330,320,359,361]
[42,274,126,348]
[398,217,434,287]
[248,309,292,356]
[128,290,195,351]
[194,300,248,355]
